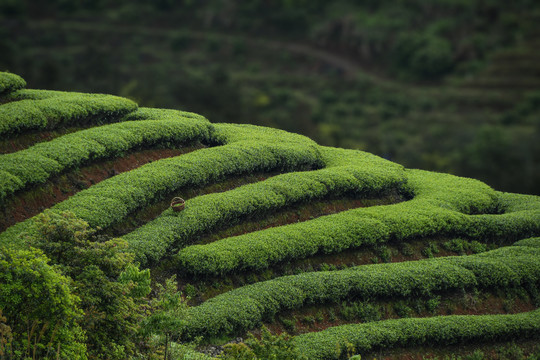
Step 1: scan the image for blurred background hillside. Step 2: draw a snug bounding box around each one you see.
[1,0,539,194]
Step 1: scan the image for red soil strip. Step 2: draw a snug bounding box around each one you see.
[0,126,93,154]
[0,145,204,232]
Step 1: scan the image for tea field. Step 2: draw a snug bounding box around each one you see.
[1,71,539,359]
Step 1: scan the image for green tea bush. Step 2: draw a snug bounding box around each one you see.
[177,210,390,276]
[0,91,137,137]
[293,309,540,359]
[180,244,540,339]
[513,237,540,248]
[0,124,322,251]
[0,72,26,96]
[0,108,213,203]
[177,168,539,276]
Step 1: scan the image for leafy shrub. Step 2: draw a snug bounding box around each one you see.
[0,246,87,359]
[27,210,150,360]
[184,283,198,299]
[281,317,296,333]
[422,243,440,258]
[219,327,306,360]
[0,107,213,203]
[0,71,26,96]
[180,243,540,340]
[392,33,453,79]
[377,245,392,263]
[426,297,441,314]
[294,309,540,360]
[400,243,414,256]
[140,275,190,360]
[0,123,322,252]
[301,316,316,326]
[0,91,137,137]
[393,301,412,318]
[177,168,539,277]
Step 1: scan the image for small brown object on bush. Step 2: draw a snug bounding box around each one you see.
[171,197,185,212]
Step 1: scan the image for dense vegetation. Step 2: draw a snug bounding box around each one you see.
[1,1,539,194]
[1,71,539,359]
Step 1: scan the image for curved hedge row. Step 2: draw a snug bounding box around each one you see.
[175,168,540,276]
[0,72,26,96]
[0,108,213,203]
[180,240,540,339]
[0,124,323,251]
[127,156,406,266]
[0,91,138,137]
[514,237,540,248]
[293,309,540,359]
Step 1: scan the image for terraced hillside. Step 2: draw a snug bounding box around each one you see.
[1,71,540,359]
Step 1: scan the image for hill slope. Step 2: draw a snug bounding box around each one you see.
[1,72,540,359]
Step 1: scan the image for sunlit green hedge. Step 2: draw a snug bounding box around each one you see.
[0,91,138,137]
[0,124,322,250]
[0,108,213,202]
[0,72,26,96]
[130,160,405,266]
[176,169,540,276]
[513,237,540,248]
[294,309,540,359]
[180,242,540,339]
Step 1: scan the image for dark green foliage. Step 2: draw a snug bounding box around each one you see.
[301,315,315,326]
[0,309,12,358]
[280,317,296,333]
[498,343,525,360]
[27,211,150,360]
[392,33,453,79]
[183,283,198,298]
[140,275,189,360]
[426,297,441,313]
[340,302,381,323]
[0,246,87,359]
[293,309,540,359]
[393,301,412,318]
[219,327,306,360]
[400,243,414,257]
[422,243,440,258]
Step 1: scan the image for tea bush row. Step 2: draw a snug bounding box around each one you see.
[0,108,213,203]
[127,157,406,265]
[293,309,540,359]
[0,91,138,137]
[176,169,540,276]
[180,240,540,339]
[0,124,322,249]
[0,72,26,96]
